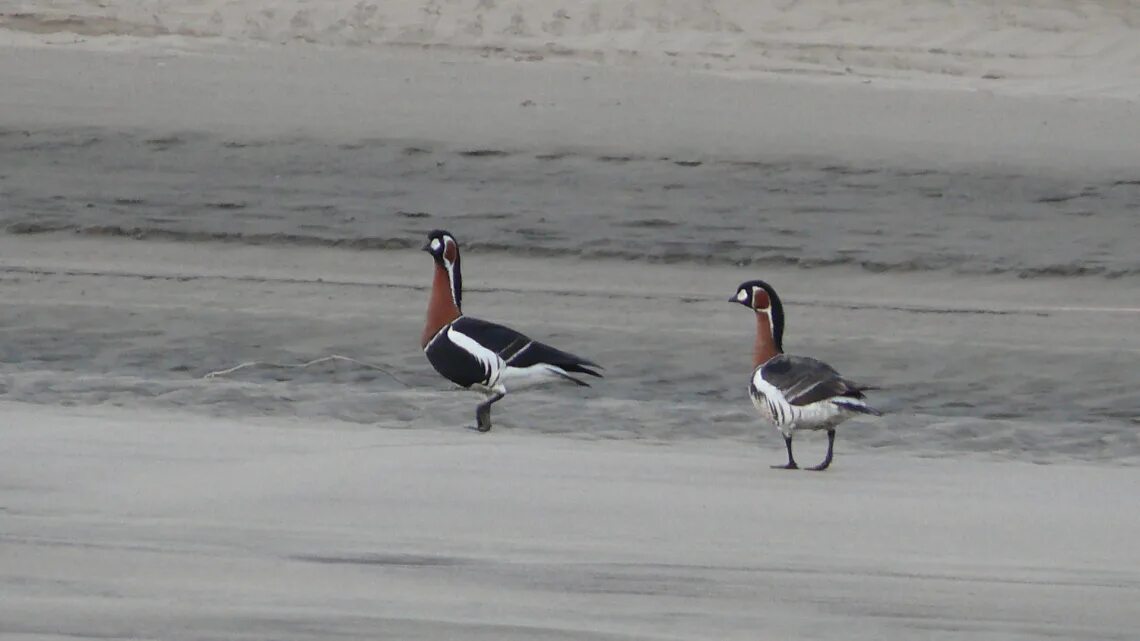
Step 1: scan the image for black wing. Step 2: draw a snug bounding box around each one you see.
[454,316,602,378]
[760,355,869,407]
[424,327,492,388]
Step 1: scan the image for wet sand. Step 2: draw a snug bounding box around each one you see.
[1,233,1137,460]
[1,232,1138,639]
[2,4,1140,639]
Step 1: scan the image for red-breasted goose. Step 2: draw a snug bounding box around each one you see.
[421,230,601,432]
[730,279,881,471]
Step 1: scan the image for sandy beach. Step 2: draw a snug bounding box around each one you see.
[4,402,1138,640]
[2,1,1139,639]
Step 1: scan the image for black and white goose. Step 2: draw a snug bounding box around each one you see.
[730,280,881,471]
[420,230,602,432]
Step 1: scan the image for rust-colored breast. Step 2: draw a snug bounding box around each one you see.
[753,311,780,367]
[421,264,461,347]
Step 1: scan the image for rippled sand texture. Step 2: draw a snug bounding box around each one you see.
[1,235,1136,462]
[5,129,1139,277]
[7,0,1140,97]
[2,2,1140,640]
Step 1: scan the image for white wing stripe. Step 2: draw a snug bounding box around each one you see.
[752,369,796,428]
[447,326,503,386]
[504,341,533,366]
[784,379,823,404]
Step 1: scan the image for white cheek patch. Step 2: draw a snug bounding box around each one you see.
[736,289,748,302]
[430,238,441,251]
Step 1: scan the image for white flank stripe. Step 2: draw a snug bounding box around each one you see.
[751,369,796,431]
[447,325,502,386]
[750,367,868,435]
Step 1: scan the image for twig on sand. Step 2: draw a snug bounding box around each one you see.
[203,355,411,386]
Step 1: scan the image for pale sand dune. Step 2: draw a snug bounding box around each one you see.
[4,39,1140,175]
[5,0,1140,96]
[3,402,1138,640]
[5,1,1140,172]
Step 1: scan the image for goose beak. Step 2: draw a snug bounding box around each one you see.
[421,241,432,252]
[727,295,738,303]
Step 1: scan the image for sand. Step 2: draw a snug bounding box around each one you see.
[2,1,1140,639]
[3,402,1138,640]
[1,234,1137,638]
[4,36,1140,175]
[6,0,1140,174]
[1,233,1137,461]
[7,0,1140,98]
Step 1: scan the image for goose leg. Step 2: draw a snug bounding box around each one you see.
[807,430,836,471]
[771,435,799,469]
[471,391,505,432]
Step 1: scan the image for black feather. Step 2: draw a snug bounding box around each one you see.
[452,317,602,378]
[760,355,873,407]
[832,400,883,416]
